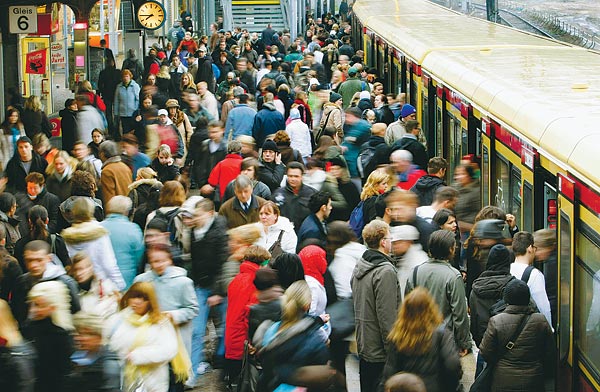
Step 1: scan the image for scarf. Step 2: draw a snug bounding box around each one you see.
[124,311,191,385]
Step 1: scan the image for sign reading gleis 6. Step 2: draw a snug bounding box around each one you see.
[9,6,38,34]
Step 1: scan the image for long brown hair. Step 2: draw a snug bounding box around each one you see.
[388,287,443,355]
[120,282,165,324]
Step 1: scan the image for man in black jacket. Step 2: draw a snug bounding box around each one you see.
[189,120,227,189]
[196,47,215,92]
[185,198,229,386]
[272,162,317,232]
[5,136,47,194]
[391,120,428,171]
[410,157,448,206]
[15,172,60,234]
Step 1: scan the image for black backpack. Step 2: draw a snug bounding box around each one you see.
[357,142,377,179]
[154,208,182,248]
[490,265,537,317]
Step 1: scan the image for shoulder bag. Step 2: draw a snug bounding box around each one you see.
[470,314,532,392]
[268,230,285,261]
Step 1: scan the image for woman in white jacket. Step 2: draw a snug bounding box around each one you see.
[255,201,297,255]
[285,108,312,159]
[109,282,179,392]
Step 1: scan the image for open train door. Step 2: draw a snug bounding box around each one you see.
[557,173,575,392]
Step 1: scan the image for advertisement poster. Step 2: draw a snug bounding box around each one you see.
[26,48,47,74]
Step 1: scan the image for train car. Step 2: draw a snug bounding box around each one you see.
[352,0,600,390]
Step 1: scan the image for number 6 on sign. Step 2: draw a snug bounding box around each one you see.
[9,6,38,34]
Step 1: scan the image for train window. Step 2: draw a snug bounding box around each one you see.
[559,212,572,361]
[510,167,521,228]
[495,156,510,213]
[461,128,468,158]
[448,117,462,172]
[575,225,600,374]
[422,94,429,142]
[482,146,489,206]
[411,79,417,108]
[523,181,533,233]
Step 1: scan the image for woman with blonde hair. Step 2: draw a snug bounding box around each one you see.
[257,280,333,392]
[22,95,52,139]
[23,281,75,392]
[180,72,197,95]
[166,98,193,155]
[0,299,35,392]
[61,197,125,290]
[46,150,77,202]
[379,287,461,392]
[358,169,392,227]
[109,282,181,392]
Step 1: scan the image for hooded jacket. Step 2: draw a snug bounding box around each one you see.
[480,305,553,392]
[11,262,81,325]
[299,245,328,316]
[255,215,297,254]
[128,178,161,210]
[134,266,199,351]
[351,249,401,362]
[252,102,286,148]
[469,271,515,346]
[319,102,343,138]
[62,220,125,290]
[410,175,446,207]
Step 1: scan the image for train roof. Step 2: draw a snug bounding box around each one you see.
[354,0,600,189]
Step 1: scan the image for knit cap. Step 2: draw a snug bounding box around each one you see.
[401,104,416,118]
[329,92,342,103]
[503,279,530,306]
[262,139,279,153]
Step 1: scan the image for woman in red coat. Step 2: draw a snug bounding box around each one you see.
[224,245,270,387]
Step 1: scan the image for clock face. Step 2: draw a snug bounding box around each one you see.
[137,1,166,30]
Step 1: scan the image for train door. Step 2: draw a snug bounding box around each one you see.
[557,173,574,392]
[480,118,493,207]
[446,114,467,176]
[435,84,445,162]
[21,37,53,114]
[421,76,436,157]
[493,145,522,228]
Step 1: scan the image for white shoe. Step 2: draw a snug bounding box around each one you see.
[196,361,212,375]
[183,379,196,390]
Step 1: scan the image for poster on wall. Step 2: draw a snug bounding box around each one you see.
[26,48,47,74]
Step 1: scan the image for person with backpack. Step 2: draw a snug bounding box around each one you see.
[469,244,516,376]
[479,279,553,392]
[510,231,552,327]
[357,123,389,183]
[390,120,428,171]
[122,49,144,85]
[350,169,391,240]
[145,181,186,251]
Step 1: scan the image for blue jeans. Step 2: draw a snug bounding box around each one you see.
[191,287,227,379]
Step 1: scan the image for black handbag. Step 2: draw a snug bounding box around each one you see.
[268,230,285,261]
[237,340,259,392]
[326,297,355,340]
[470,314,531,392]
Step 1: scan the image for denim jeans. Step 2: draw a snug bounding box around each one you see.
[190,287,227,379]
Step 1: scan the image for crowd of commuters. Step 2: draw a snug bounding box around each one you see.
[0,3,557,392]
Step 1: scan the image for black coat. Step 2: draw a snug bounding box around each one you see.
[190,138,227,188]
[0,341,36,392]
[271,183,317,233]
[480,305,553,392]
[190,215,229,294]
[66,346,121,392]
[5,152,48,194]
[248,298,282,341]
[469,272,515,346]
[21,109,52,139]
[391,135,428,171]
[379,327,461,392]
[196,57,215,91]
[22,318,74,392]
[13,232,72,273]
[258,161,285,192]
[59,108,78,154]
[15,188,61,234]
[329,179,360,222]
[410,175,446,207]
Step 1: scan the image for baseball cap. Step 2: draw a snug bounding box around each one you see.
[157,109,169,116]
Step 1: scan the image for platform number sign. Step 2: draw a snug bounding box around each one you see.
[9,6,38,34]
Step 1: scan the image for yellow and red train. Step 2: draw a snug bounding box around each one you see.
[350,0,600,390]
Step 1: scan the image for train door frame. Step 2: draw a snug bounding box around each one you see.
[443,90,467,176]
[480,118,494,207]
[421,73,436,158]
[20,36,53,115]
[534,164,558,230]
[557,173,575,392]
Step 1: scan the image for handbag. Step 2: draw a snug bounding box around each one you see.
[325,298,355,340]
[470,314,532,392]
[315,110,334,143]
[268,230,285,261]
[238,340,259,392]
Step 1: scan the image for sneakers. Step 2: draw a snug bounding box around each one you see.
[196,361,212,375]
[183,378,196,390]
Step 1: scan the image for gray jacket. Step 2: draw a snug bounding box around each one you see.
[405,259,471,350]
[351,249,401,363]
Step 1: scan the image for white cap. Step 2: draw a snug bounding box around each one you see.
[390,225,420,242]
[157,109,168,116]
[309,78,320,86]
[359,90,371,100]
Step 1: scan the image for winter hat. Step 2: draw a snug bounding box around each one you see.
[298,245,327,286]
[289,108,301,120]
[401,104,416,119]
[486,244,511,272]
[359,91,371,100]
[165,99,180,108]
[329,92,342,103]
[329,156,347,168]
[390,225,419,242]
[262,139,279,153]
[348,67,358,76]
[503,278,530,306]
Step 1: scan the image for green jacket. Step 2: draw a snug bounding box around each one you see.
[338,77,370,109]
[405,258,471,350]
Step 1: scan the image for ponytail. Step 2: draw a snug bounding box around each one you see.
[280,280,311,330]
[28,206,49,241]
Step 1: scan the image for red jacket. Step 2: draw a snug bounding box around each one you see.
[208,153,243,199]
[397,167,427,190]
[225,261,259,360]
